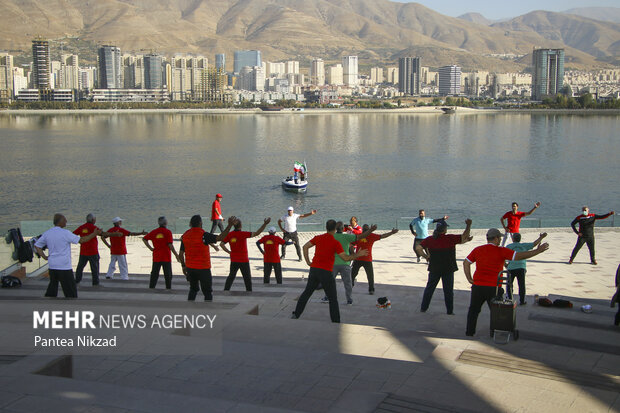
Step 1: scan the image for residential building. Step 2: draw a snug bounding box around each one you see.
[398,57,421,95]
[370,67,384,85]
[386,67,398,85]
[237,66,265,91]
[0,53,13,98]
[32,39,51,89]
[285,61,299,75]
[327,64,343,86]
[342,56,358,87]
[438,65,461,96]
[60,54,79,90]
[122,55,144,89]
[532,48,565,101]
[79,67,96,90]
[310,59,325,86]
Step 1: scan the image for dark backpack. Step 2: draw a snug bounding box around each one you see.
[1,275,22,288]
[7,228,33,263]
[18,240,33,263]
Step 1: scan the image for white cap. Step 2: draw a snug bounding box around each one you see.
[287,206,294,211]
[268,226,277,233]
[112,217,122,223]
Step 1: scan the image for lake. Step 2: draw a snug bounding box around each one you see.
[0,111,618,233]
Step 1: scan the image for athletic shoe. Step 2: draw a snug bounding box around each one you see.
[369,290,375,295]
[520,301,527,305]
[347,300,353,305]
[320,296,329,303]
[297,257,302,262]
[291,312,298,319]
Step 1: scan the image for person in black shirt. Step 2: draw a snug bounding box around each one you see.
[569,206,614,265]
[416,218,473,314]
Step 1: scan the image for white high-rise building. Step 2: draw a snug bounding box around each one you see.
[327,64,343,86]
[60,54,79,90]
[342,56,358,87]
[79,67,96,90]
[386,67,398,85]
[370,67,384,85]
[285,61,299,74]
[12,67,28,93]
[310,59,325,86]
[238,66,265,91]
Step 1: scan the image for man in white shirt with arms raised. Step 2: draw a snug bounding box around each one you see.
[278,206,317,261]
[34,213,102,298]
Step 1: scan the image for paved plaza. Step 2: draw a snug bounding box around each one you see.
[0,228,619,412]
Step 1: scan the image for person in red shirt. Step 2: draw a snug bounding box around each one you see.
[345,216,362,235]
[220,217,270,291]
[463,227,549,336]
[143,216,180,289]
[179,215,237,301]
[500,201,540,246]
[256,226,288,284]
[351,225,398,295]
[292,219,369,323]
[101,217,147,280]
[73,213,121,286]
[210,193,224,233]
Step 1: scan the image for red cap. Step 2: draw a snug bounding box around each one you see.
[216,193,223,198]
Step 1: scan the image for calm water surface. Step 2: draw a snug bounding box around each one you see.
[0,112,618,232]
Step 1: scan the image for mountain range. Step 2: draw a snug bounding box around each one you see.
[1,0,618,71]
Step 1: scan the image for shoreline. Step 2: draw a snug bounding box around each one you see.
[1,108,619,115]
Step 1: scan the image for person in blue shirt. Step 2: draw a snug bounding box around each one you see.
[505,232,547,305]
[409,209,448,262]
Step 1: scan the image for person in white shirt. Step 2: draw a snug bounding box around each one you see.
[34,213,101,298]
[277,206,317,261]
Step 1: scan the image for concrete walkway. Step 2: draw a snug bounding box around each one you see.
[0,228,619,412]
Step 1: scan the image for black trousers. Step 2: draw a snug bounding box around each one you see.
[75,255,100,285]
[150,262,172,289]
[570,236,595,262]
[281,231,301,258]
[351,260,375,292]
[210,219,224,233]
[293,267,340,323]
[507,268,526,304]
[263,262,283,284]
[224,262,252,291]
[421,272,454,314]
[187,268,213,301]
[466,285,503,336]
[46,269,78,298]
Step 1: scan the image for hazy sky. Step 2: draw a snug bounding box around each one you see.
[394,1,619,20]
